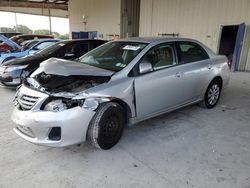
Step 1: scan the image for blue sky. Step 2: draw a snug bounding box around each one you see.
[0,11,69,35]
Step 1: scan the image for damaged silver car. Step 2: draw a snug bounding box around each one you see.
[11,37,230,149]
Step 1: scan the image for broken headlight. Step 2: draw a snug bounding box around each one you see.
[43,98,85,112]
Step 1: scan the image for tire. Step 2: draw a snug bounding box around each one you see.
[87,102,125,150]
[200,80,222,109]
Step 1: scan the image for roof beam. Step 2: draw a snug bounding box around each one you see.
[0,0,68,10]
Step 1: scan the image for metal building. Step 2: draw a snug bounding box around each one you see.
[139,0,250,71]
[1,0,250,71]
[68,0,250,71]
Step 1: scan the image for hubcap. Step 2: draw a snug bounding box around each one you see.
[207,84,220,105]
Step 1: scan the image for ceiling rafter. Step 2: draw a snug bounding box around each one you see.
[0,0,68,10]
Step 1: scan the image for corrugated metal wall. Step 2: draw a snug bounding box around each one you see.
[139,0,250,71]
[68,0,250,71]
[68,0,121,39]
[246,46,250,71]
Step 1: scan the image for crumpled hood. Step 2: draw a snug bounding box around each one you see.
[31,58,115,77]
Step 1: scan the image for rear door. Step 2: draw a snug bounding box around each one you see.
[176,41,213,102]
[134,43,185,120]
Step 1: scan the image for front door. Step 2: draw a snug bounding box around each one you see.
[134,43,185,121]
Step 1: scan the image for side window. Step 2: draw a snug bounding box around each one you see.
[17,36,33,44]
[141,44,176,71]
[16,38,26,45]
[65,43,89,58]
[93,41,104,48]
[179,42,209,63]
[34,41,56,50]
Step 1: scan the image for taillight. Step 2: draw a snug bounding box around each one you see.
[227,60,232,69]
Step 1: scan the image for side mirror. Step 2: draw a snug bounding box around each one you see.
[139,61,153,74]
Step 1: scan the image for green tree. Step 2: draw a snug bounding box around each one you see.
[0,27,16,33]
[14,25,32,34]
[33,30,63,39]
[34,29,50,35]
[52,32,60,38]
[58,33,69,40]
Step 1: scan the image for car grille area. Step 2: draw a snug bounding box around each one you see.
[17,94,40,111]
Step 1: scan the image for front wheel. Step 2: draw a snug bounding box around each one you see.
[201,80,222,109]
[87,102,125,150]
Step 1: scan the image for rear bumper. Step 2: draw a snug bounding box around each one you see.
[12,106,96,147]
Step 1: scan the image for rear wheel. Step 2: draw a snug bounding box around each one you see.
[87,102,125,150]
[201,80,222,108]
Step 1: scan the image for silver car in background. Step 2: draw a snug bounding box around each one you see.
[11,37,230,149]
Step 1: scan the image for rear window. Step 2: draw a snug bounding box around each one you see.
[178,42,209,63]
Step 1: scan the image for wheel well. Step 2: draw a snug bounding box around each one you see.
[111,99,132,125]
[212,76,223,87]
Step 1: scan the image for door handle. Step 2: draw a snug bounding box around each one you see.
[175,72,183,78]
[208,64,212,69]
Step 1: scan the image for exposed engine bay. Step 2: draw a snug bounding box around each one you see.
[25,72,111,94]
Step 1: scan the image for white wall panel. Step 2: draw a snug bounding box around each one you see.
[140,0,250,52]
[68,0,120,39]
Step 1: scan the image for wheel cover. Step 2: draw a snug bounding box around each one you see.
[207,84,220,105]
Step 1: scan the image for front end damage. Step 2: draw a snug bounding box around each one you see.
[12,71,114,147]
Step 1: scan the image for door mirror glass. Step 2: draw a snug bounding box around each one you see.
[139,61,153,74]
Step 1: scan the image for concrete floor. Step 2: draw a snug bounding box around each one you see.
[0,72,250,188]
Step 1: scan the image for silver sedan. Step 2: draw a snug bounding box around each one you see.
[11,37,230,149]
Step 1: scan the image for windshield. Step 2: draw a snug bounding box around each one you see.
[79,41,148,72]
[36,41,66,56]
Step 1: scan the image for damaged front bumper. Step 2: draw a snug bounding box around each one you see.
[11,85,96,147]
[12,107,95,147]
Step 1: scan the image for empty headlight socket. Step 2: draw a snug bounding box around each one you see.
[40,97,85,111]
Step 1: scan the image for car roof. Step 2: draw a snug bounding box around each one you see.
[116,37,202,44]
[61,39,107,44]
[30,38,60,42]
[10,34,54,40]
[116,37,216,56]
